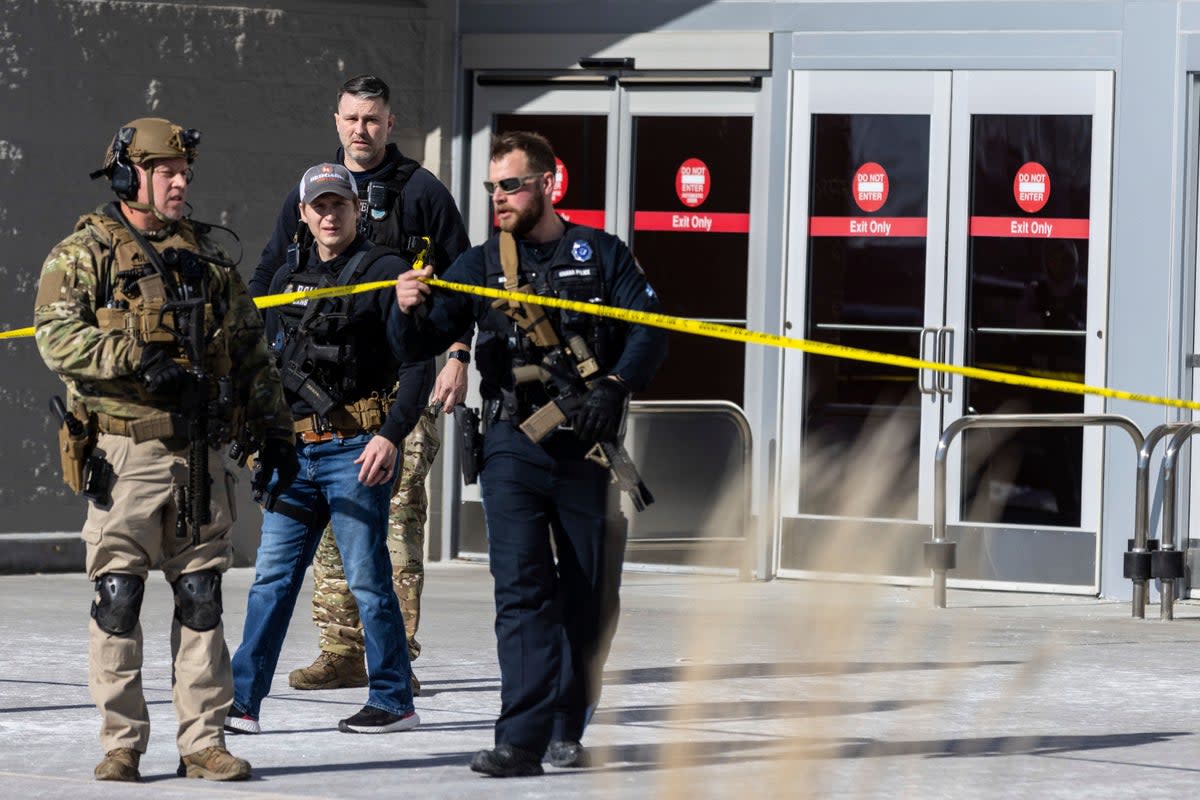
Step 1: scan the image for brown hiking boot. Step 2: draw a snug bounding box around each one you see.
[287,651,367,690]
[94,748,140,781]
[177,745,251,781]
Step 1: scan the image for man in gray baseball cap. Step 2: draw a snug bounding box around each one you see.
[227,161,425,736]
[299,162,358,204]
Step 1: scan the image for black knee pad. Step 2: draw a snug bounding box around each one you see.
[91,573,144,636]
[172,570,223,632]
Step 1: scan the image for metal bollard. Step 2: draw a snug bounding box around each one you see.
[929,413,1143,609]
[1128,423,1189,618]
[1157,424,1197,620]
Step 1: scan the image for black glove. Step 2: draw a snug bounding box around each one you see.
[137,343,188,395]
[251,436,300,501]
[573,378,629,445]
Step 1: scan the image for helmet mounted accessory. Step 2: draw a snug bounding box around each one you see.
[89,126,139,201]
[90,118,200,222]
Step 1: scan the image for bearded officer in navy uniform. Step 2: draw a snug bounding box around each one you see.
[393,131,666,777]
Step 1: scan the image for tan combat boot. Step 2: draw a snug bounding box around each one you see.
[287,651,367,690]
[94,747,140,781]
[177,745,251,781]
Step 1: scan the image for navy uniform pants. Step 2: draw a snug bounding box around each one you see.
[479,421,625,755]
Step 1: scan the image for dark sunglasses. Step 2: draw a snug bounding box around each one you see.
[482,173,543,195]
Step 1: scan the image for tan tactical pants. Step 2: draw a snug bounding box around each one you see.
[83,433,236,757]
[311,405,441,661]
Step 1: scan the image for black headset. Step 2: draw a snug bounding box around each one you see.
[89,127,139,201]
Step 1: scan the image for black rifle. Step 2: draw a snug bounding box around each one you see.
[277,335,350,418]
[159,248,231,545]
[513,347,654,512]
[492,281,653,511]
[584,440,654,512]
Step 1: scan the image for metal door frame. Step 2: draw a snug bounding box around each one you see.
[780,70,1114,593]
[453,78,767,568]
[779,70,953,581]
[943,70,1114,548]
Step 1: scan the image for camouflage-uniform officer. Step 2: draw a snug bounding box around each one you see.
[33,118,296,783]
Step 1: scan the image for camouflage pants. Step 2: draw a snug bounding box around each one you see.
[311,406,441,661]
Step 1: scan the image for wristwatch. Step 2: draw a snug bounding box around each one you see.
[446,349,471,365]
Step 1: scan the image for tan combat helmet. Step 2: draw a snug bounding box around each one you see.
[91,117,201,218]
[102,117,199,168]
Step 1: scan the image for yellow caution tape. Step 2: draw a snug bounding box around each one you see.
[420,277,1200,412]
[9,272,1200,412]
[0,326,33,340]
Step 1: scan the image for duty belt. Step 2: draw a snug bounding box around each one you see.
[292,414,362,443]
[95,411,189,445]
[292,396,387,442]
[484,392,573,433]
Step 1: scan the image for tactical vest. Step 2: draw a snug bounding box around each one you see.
[357,157,422,257]
[271,239,395,421]
[80,210,233,406]
[476,225,619,392]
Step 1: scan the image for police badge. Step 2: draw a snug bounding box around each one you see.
[571,240,592,262]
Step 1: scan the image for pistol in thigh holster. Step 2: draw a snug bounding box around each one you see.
[49,395,112,505]
[454,403,482,485]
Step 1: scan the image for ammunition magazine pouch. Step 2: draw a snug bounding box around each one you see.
[520,401,569,443]
[292,394,388,437]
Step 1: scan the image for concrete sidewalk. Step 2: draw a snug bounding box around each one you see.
[2,562,1200,799]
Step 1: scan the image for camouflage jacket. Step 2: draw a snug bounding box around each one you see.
[33,205,291,442]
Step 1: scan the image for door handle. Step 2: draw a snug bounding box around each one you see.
[918,327,937,396]
[936,327,955,398]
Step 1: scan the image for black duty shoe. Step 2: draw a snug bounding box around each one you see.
[470,744,545,777]
[337,705,420,733]
[547,739,592,768]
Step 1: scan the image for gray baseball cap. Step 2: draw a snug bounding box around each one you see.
[299,162,358,204]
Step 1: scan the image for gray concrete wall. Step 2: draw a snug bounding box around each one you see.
[0,0,457,565]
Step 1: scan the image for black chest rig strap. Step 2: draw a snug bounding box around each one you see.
[360,159,426,258]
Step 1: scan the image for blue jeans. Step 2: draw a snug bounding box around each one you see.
[231,434,413,717]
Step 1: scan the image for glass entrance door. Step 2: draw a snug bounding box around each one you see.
[781,71,1112,592]
[463,81,761,564]
[622,89,756,406]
